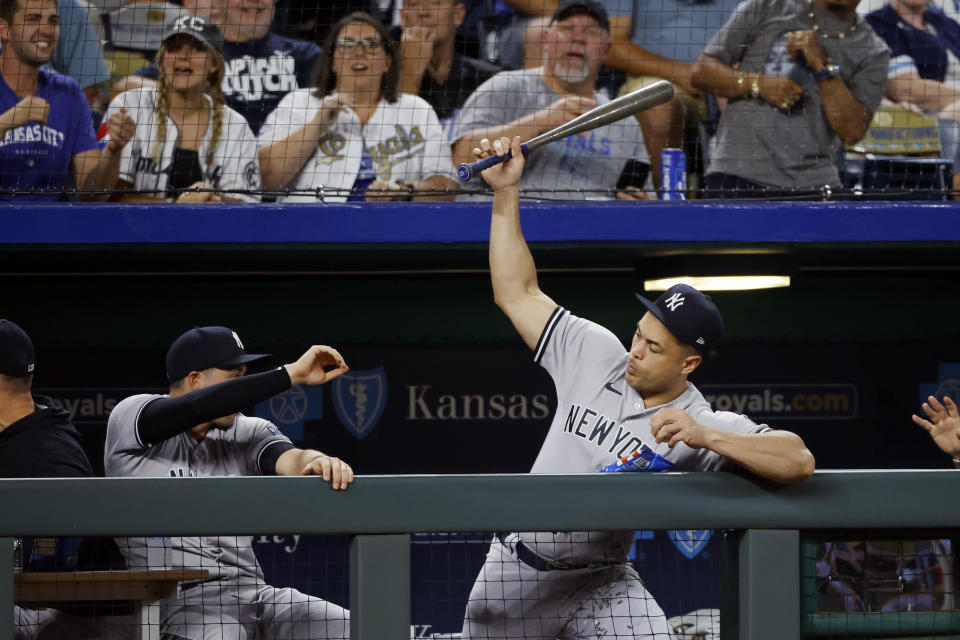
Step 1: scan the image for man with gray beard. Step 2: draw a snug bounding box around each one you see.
[451,0,649,200]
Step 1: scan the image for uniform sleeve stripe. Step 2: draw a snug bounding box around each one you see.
[133,396,162,448]
[533,306,565,365]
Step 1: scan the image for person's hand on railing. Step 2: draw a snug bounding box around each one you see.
[615,186,650,201]
[366,179,412,201]
[299,453,355,490]
[175,182,222,203]
[912,395,960,461]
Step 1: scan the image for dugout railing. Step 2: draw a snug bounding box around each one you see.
[3,470,960,640]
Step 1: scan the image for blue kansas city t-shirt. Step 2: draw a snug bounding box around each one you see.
[0,68,97,201]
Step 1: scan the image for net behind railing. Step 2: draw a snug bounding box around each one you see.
[3,0,958,203]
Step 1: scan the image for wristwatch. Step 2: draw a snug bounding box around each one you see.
[813,64,841,82]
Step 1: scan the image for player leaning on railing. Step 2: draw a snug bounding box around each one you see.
[105,326,353,639]
[0,0,123,201]
[461,135,815,640]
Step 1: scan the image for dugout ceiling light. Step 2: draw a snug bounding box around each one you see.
[643,275,791,292]
[636,251,794,292]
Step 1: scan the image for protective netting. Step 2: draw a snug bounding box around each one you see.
[1,0,958,202]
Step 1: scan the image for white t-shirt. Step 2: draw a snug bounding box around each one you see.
[258,89,455,202]
[104,87,262,202]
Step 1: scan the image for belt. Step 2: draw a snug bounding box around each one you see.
[179,579,216,593]
[495,532,603,572]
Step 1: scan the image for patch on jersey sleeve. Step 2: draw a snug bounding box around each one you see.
[265,423,285,438]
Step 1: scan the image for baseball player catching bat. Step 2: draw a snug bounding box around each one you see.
[457,79,675,181]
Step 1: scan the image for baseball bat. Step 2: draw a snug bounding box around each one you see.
[457,79,675,181]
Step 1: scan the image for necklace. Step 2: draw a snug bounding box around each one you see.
[808,0,858,39]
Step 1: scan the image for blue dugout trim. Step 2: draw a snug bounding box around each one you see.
[1,201,959,244]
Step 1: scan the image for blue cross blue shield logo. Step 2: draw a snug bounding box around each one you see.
[254,385,323,440]
[668,529,713,559]
[332,367,387,439]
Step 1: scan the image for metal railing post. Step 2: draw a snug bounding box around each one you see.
[1,538,13,640]
[738,529,800,640]
[350,534,410,640]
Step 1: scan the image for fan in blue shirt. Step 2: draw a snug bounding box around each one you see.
[0,0,117,201]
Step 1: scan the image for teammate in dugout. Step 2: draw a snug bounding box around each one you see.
[105,326,353,640]
[461,136,816,639]
[100,14,262,203]
[257,12,458,202]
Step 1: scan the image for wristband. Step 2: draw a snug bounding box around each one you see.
[813,64,841,82]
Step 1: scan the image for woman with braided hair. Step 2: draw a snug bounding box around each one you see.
[99,14,262,202]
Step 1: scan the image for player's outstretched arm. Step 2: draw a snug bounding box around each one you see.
[479,136,557,351]
[275,448,354,490]
[650,407,815,484]
[913,395,960,464]
[136,347,348,446]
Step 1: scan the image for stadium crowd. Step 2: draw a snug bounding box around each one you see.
[0,0,956,199]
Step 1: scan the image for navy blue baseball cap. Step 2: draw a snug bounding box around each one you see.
[162,13,224,52]
[635,284,724,354]
[166,326,270,382]
[0,319,35,377]
[552,0,610,31]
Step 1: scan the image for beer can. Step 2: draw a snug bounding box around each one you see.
[660,148,687,200]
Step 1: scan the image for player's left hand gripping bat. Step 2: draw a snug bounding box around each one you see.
[457,79,675,181]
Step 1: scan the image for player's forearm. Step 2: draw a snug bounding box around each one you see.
[820,79,873,145]
[274,448,324,476]
[258,123,329,189]
[136,368,292,445]
[705,428,815,484]
[490,185,539,306]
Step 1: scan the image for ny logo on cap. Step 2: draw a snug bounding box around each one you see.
[27,363,34,372]
[231,331,244,349]
[664,293,685,311]
[173,14,206,32]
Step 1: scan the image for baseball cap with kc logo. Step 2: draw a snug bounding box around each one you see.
[166,326,270,382]
[634,284,724,354]
[161,13,224,51]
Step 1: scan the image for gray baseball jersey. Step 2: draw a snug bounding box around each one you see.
[519,307,770,565]
[104,393,293,584]
[451,67,649,200]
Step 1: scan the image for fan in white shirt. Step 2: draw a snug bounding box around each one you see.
[257,11,458,203]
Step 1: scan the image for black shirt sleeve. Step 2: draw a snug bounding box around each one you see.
[259,440,297,475]
[137,367,292,445]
